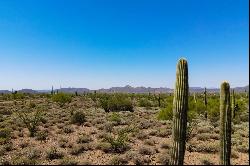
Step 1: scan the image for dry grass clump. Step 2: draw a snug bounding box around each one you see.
[70,144,92,155]
[144,139,155,146]
[59,157,78,165]
[77,133,93,144]
[109,155,128,165]
[160,141,171,149]
[134,131,149,140]
[157,150,171,165]
[155,128,172,137]
[187,141,219,153]
[200,156,214,165]
[138,146,156,155]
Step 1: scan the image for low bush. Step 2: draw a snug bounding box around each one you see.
[71,111,86,125]
[52,93,72,107]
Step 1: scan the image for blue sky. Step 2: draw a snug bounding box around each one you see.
[0,0,249,90]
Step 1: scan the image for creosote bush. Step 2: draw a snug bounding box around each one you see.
[52,93,72,107]
[71,111,86,125]
[100,94,134,112]
[16,110,44,137]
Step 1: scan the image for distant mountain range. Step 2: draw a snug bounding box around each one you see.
[0,85,248,94]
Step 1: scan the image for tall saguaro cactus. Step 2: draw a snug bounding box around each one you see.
[204,87,208,119]
[158,93,161,107]
[51,86,54,95]
[170,58,189,165]
[220,81,232,165]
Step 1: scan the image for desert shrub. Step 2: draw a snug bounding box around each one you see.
[149,130,158,136]
[103,132,129,153]
[19,141,29,149]
[4,142,14,151]
[0,128,11,145]
[52,93,72,106]
[17,110,44,137]
[71,111,86,125]
[138,120,152,129]
[96,142,112,153]
[200,156,214,165]
[77,134,92,144]
[135,131,149,140]
[11,157,36,165]
[100,95,134,112]
[70,145,88,155]
[144,139,155,146]
[109,112,122,125]
[139,146,155,155]
[12,93,25,100]
[160,142,171,149]
[46,147,64,160]
[186,118,199,142]
[35,130,48,141]
[29,102,36,108]
[157,151,171,165]
[26,148,41,160]
[0,109,12,115]
[109,156,128,165]
[139,98,152,108]
[59,157,78,165]
[103,122,114,132]
[58,137,69,148]
[187,141,219,153]
[156,128,172,137]
[157,105,173,121]
[231,150,239,159]
[133,155,151,165]
[63,126,74,134]
[236,143,249,153]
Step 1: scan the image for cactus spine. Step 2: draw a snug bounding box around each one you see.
[170,58,189,165]
[204,87,208,119]
[220,81,232,165]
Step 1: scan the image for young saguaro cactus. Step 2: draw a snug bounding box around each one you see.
[170,58,189,165]
[220,81,232,165]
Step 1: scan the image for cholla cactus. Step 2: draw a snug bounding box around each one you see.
[170,58,189,165]
[220,81,232,165]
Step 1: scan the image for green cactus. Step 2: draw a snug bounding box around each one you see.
[158,93,161,107]
[170,58,189,165]
[51,86,54,95]
[220,81,232,165]
[204,87,208,119]
[193,92,197,104]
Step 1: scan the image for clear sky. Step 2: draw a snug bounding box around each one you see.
[0,0,249,90]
